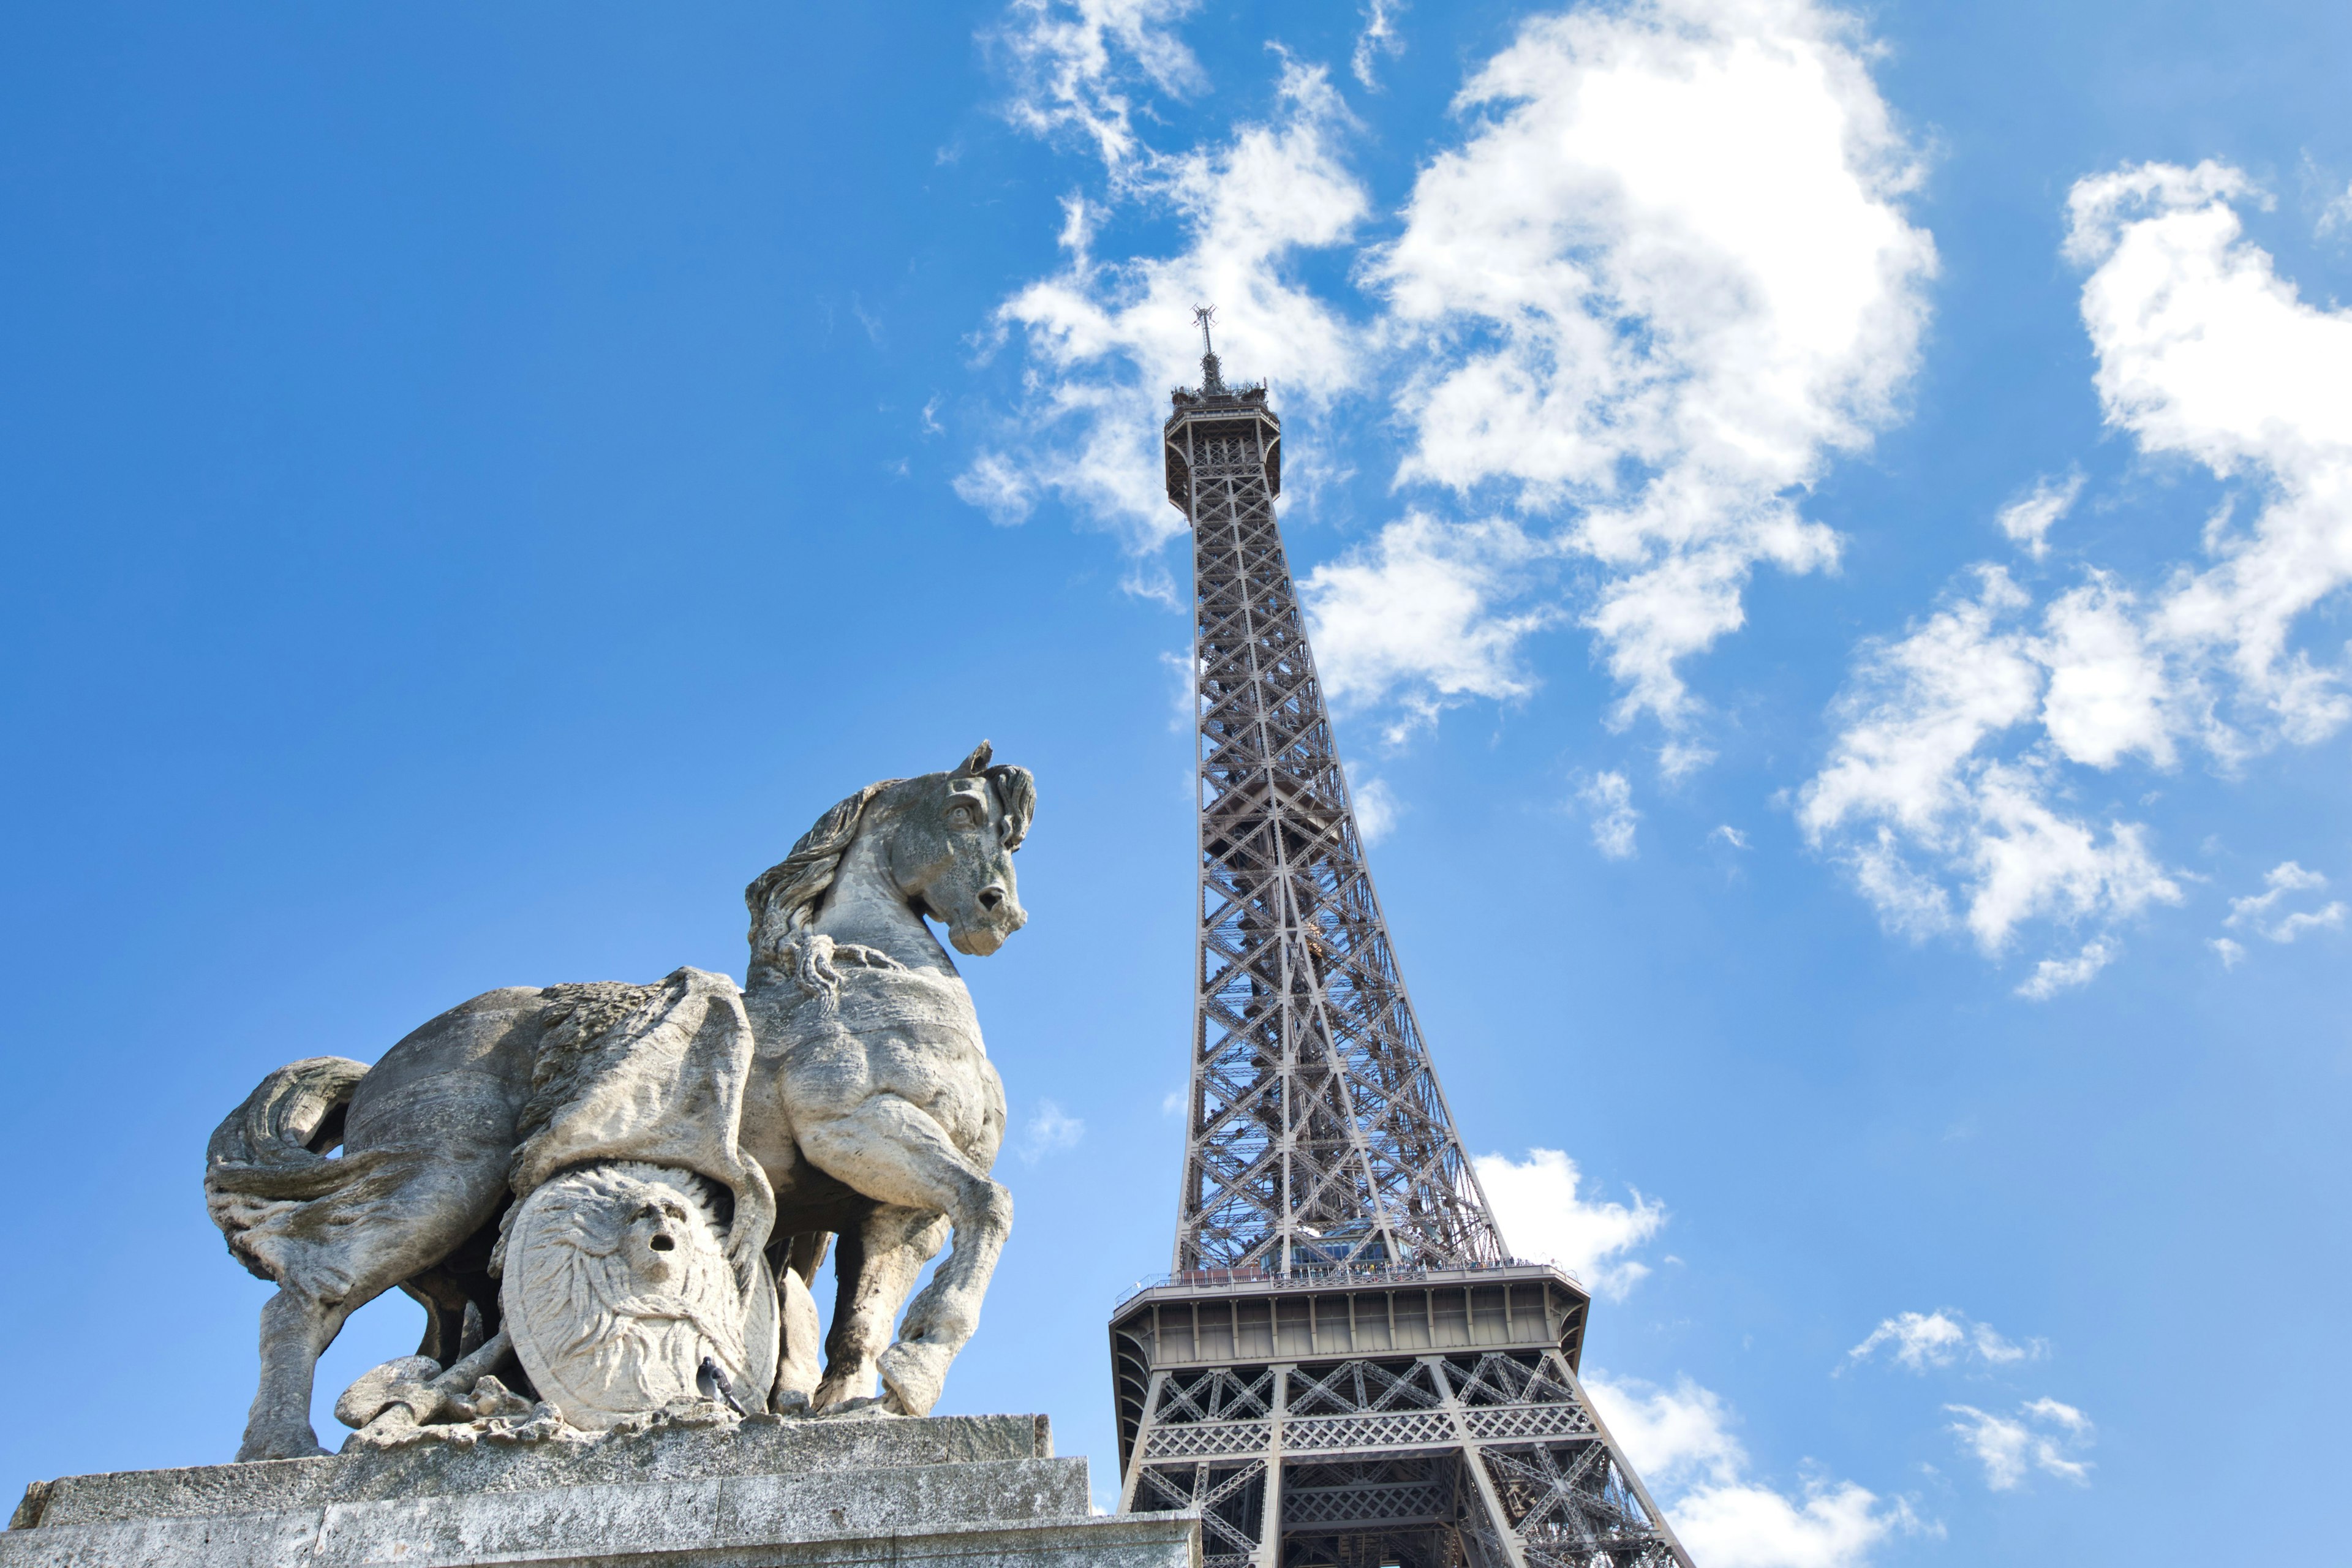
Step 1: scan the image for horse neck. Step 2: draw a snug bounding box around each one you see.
[801,820,956,978]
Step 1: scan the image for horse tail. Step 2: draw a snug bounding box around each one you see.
[204,1057,372,1282]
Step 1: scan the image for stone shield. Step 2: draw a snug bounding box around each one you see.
[501,1160,777,1430]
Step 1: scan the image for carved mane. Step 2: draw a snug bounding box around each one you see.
[744,778,902,955]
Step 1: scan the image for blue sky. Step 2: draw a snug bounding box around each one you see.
[3,2,2348,1561]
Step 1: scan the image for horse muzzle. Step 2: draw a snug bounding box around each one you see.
[949,901,1027,957]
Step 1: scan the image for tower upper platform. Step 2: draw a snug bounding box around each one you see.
[1164,340,1281,508]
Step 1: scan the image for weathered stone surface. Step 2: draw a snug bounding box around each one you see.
[4,1415,1199,1568]
[24,1413,1052,1528]
[2,1510,1196,1568]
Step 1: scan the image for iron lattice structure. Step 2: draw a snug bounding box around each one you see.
[1111,317,1692,1568]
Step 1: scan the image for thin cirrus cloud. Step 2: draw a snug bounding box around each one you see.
[1945,1399,2094,1491]
[986,0,1205,177]
[1017,1099,1086,1163]
[1994,470,2084,561]
[1844,1310,2043,1374]
[1800,160,2352,990]
[2223,861,2346,944]
[1574,769,1642,860]
[971,0,1935,764]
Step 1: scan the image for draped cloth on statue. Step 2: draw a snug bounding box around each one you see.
[496,967,779,1426]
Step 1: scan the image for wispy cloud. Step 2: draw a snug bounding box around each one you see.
[988,0,1204,176]
[2015,938,2116,1000]
[1996,470,2084,560]
[1946,1398,2094,1490]
[1018,1099,1087,1162]
[1845,1310,2044,1373]
[1575,770,1642,860]
[1350,0,1405,89]
[2225,861,2346,944]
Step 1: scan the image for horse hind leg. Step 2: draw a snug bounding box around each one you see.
[235,1152,512,1460]
[241,1284,358,1461]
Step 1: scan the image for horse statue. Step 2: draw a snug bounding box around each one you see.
[203,742,1033,1461]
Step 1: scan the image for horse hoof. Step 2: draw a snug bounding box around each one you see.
[876,1341,952,1418]
[236,1427,330,1463]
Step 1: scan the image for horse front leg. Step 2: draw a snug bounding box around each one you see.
[794,1096,1011,1418]
[812,1206,946,1412]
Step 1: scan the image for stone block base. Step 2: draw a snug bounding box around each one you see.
[4,1414,1199,1568]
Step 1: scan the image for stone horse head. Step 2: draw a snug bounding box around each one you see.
[744,740,1035,971]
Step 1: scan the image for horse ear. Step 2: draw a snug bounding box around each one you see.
[953,740,992,777]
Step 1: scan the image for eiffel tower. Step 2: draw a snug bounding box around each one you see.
[1108,312,1692,1568]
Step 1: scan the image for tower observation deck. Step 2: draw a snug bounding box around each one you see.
[1108,312,1692,1568]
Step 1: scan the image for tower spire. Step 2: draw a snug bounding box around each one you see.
[1193,303,1227,395]
[1107,322,1692,1568]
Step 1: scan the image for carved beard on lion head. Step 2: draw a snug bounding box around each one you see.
[502,1161,750,1430]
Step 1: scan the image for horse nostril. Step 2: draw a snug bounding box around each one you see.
[978,886,1005,911]
[650,1234,676,1253]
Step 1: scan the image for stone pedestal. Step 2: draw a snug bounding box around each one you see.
[3,1414,1198,1568]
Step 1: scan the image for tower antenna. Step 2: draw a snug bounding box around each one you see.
[1191,304,1226,394]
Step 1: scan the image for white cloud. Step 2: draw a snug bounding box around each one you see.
[1576,770,1641,860]
[1370,0,1935,734]
[2269,904,2348,941]
[1807,162,2352,978]
[2067,161,2352,751]
[1845,1310,2041,1373]
[1796,568,2182,957]
[1351,0,1404,89]
[2225,861,2346,943]
[1019,1099,1086,1162]
[2211,936,2246,968]
[1588,1373,1928,1567]
[1303,514,1555,737]
[989,0,1204,175]
[1996,470,2084,559]
[1476,1148,1663,1298]
[1711,824,1751,849]
[1945,1399,2094,1491]
[1161,1087,1185,1116]
[2015,938,2116,1000]
[2037,573,2177,770]
[978,0,1953,764]
[967,61,1369,560]
[1350,775,1401,843]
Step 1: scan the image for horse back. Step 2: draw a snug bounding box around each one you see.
[344,986,545,1155]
